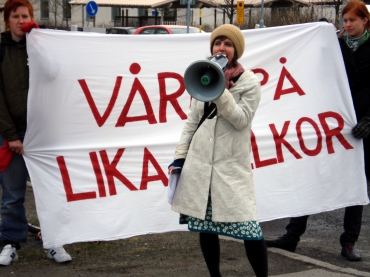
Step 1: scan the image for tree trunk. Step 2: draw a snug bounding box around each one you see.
[229,5,234,24]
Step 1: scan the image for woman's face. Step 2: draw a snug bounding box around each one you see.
[212,38,235,64]
[8,5,32,42]
[343,12,368,38]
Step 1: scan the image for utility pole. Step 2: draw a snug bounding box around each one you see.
[186,0,190,33]
[180,0,194,33]
[259,0,265,28]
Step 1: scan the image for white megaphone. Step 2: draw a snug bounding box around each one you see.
[183,54,228,102]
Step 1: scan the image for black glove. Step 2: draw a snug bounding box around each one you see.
[168,159,185,171]
[352,117,370,139]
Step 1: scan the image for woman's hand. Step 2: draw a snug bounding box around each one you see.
[168,159,185,174]
[168,166,182,174]
[8,140,24,154]
[168,166,174,174]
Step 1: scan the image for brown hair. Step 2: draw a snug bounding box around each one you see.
[342,0,370,29]
[3,0,34,31]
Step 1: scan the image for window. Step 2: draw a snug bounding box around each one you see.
[156,28,169,34]
[111,7,121,21]
[40,0,49,19]
[164,8,176,18]
[140,28,155,34]
[63,0,71,20]
[138,8,148,17]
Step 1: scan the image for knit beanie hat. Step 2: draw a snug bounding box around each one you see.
[210,24,245,60]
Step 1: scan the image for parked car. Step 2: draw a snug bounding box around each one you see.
[107,27,138,35]
[134,25,203,35]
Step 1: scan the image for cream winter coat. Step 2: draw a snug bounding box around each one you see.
[171,70,261,222]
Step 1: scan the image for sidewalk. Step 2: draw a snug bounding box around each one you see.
[273,269,365,277]
[0,185,368,276]
[268,247,370,277]
[221,235,370,277]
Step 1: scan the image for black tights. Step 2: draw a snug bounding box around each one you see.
[199,232,268,277]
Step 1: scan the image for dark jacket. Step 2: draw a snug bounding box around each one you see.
[339,37,370,121]
[339,36,370,178]
[0,31,29,141]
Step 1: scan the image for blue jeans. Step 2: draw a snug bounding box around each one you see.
[0,133,28,249]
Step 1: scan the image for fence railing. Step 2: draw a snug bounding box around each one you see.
[163,21,188,26]
[114,16,176,27]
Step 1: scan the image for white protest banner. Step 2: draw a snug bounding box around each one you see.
[24,22,369,247]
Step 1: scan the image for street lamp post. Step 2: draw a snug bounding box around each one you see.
[259,0,265,28]
[186,0,191,33]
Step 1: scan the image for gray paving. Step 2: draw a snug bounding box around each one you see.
[272,268,359,277]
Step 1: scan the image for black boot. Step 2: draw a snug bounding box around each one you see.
[265,236,297,252]
[341,244,361,261]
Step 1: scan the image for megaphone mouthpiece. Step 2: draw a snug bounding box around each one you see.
[209,54,228,71]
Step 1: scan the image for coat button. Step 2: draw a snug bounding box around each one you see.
[210,138,213,142]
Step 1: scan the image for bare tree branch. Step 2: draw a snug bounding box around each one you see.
[210,0,237,24]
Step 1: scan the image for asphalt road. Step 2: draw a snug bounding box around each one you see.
[0,184,369,276]
[259,182,370,276]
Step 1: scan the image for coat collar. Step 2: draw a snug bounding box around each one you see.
[1,31,26,47]
[339,37,370,67]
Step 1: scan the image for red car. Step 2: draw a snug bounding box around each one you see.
[134,25,203,34]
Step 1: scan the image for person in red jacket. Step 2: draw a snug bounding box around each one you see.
[0,0,71,265]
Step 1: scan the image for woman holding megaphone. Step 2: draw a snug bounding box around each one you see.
[168,24,267,277]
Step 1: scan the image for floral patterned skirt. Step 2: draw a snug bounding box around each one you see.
[179,196,263,241]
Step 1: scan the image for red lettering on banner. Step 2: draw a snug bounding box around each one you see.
[78,77,122,127]
[89,152,106,197]
[55,111,354,201]
[158,72,187,122]
[140,148,168,190]
[251,112,353,169]
[57,147,171,202]
[269,121,302,162]
[274,57,306,100]
[318,112,353,154]
[57,156,97,202]
[296,117,322,156]
[251,68,269,86]
[251,131,278,168]
[115,77,157,127]
[80,63,188,127]
[100,149,138,194]
[130,63,140,74]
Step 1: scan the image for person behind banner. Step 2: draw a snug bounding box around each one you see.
[168,24,268,277]
[265,0,370,262]
[0,0,72,265]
